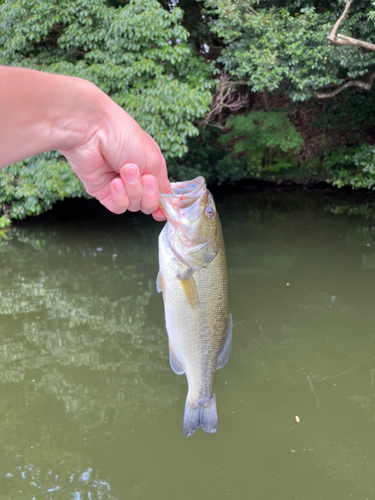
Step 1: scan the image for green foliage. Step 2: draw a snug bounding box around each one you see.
[205,0,375,101]
[219,111,303,179]
[173,110,375,188]
[323,144,375,189]
[0,152,87,220]
[0,0,216,220]
[0,0,213,157]
[315,91,375,131]
[159,0,215,55]
[0,215,11,240]
[167,127,233,182]
[2,0,375,223]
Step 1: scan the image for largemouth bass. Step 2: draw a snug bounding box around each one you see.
[157,176,232,437]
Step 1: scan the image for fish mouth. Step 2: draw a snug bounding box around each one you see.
[159,177,206,217]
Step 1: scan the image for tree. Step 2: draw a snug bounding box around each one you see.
[0,0,213,156]
[0,0,214,221]
[318,1,375,98]
[204,0,375,102]
[196,0,375,189]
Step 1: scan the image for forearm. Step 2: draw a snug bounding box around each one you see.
[0,66,104,168]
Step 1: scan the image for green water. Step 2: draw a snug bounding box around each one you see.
[1,189,375,500]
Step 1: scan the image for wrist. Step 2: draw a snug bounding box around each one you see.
[50,75,107,152]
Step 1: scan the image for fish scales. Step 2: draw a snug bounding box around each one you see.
[157,176,232,437]
[160,229,228,398]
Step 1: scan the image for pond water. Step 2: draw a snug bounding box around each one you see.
[1,188,375,500]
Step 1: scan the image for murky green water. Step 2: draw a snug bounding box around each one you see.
[1,189,375,499]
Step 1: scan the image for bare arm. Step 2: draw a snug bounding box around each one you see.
[0,66,170,219]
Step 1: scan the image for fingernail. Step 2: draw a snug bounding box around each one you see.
[113,180,125,195]
[124,166,138,183]
[143,177,156,193]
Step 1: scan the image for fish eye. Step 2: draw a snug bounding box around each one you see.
[205,205,215,218]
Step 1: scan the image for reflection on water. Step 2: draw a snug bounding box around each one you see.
[1,190,375,499]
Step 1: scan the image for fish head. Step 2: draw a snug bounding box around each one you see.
[159,177,220,267]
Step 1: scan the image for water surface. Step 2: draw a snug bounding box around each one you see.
[1,189,375,499]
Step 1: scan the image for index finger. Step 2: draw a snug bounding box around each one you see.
[152,151,172,194]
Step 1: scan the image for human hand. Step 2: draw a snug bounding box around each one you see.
[59,89,170,221]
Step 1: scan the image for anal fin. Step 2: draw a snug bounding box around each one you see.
[169,344,184,375]
[216,312,233,369]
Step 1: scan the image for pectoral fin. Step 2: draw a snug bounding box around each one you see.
[179,275,199,310]
[216,313,233,369]
[169,344,184,375]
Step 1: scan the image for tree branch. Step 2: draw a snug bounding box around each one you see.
[327,1,352,43]
[316,73,375,98]
[327,1,375,50]
[201,71,249,127]
[335,34,375,51]
[318,2,375,98]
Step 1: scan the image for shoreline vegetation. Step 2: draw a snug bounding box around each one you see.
[4,180,375,242]
[1,0,375,231]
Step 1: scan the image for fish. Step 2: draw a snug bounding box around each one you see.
[157,176,232,437]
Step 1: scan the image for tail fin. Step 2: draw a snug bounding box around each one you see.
[183,394,218,437]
